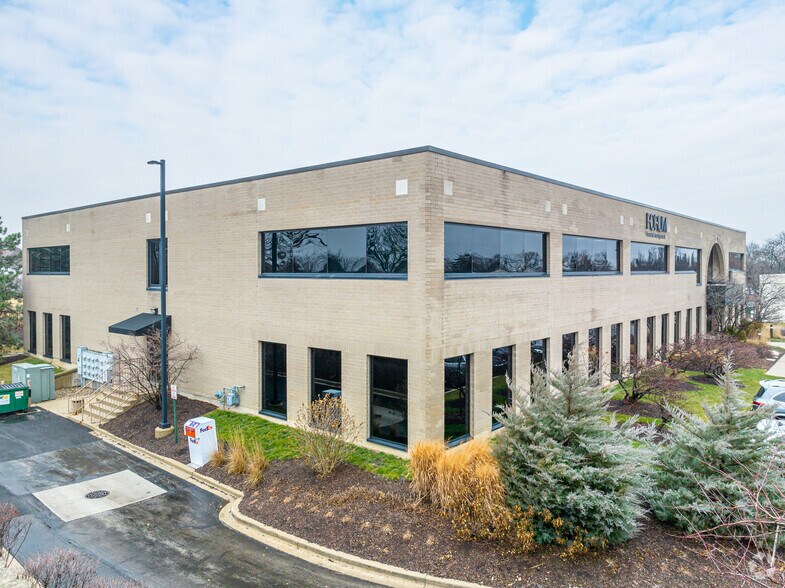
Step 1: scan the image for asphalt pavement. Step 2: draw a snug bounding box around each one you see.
[0,408,379,587]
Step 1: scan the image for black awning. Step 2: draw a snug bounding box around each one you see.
[108,313,171,336]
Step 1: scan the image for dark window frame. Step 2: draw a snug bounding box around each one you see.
[562,234,621,275]
[147,239,168,289]
[661,313,669,351]
[60,315,71,363]
[729,252,744,272]
[610,323,622,380]
[444,222,548,279]
[588,328,601,377]
[28,246,70,275]
[261,222,408,279]
[310,348,342,403]
[531,338,548,383]
[369,355,408,450]
[261,342,287,420]
[444,354,471,445]
[630,320,640,358]
[43,312,53,358]
[675,247,702,285]
[28,311,37,354]
[630,241,668,274]
[562,332,577,370]
[646,317,655,360]
[491,346,513,430]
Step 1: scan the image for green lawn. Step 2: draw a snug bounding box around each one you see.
[206,409,411,481]
[0,355,63,383]
[610,367,776,423]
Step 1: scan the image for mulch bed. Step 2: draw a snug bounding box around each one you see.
[607,399,667,420]
[102,397,216,464]
[102,400,740,587]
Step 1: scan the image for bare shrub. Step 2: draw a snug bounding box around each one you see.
[24,548,99,588]
[686,457,785,587]
[209,440,228,468]
[107,328,198,410]
[668,334,760,376]
[615,354,684,421]
[294,396,360,478]
[0,502,30,566]
[409,439,445,502]
[226,431,249,475]
[246,441,269,487]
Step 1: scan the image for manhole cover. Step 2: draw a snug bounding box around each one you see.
[85,490,109,499]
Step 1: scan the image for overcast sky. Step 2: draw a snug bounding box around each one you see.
[1,0,783,243]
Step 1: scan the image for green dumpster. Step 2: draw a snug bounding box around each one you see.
[0,383,30,414]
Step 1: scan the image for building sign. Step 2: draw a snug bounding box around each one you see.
[645,213,668,239]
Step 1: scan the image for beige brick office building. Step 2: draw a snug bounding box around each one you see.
[22,146,746,453]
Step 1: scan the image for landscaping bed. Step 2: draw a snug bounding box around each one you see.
[102,401,739,587]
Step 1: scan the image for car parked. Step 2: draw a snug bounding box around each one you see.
[752,379,785,418]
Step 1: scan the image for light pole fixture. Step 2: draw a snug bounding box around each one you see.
[147,159,171,433]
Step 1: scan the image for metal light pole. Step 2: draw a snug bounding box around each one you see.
[147,159,170,431]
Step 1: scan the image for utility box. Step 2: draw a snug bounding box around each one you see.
[11,364,56,403]
[184,417,218,468]
[0,383,30,414]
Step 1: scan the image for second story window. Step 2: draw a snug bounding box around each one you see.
[729,252,744,271]
[675,247,701,285]
[631,242,667,273]
[262,223,407,278]
[444,222,546,277]
[28,246,70,274]
[562,235,620,274]
[147,239,168,288]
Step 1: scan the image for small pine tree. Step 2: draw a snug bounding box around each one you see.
[651,361,785,534]
[493,357,651,550]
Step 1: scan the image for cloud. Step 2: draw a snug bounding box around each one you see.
[0,0,783,242]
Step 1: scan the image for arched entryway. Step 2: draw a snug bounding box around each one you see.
[707,242,725,284]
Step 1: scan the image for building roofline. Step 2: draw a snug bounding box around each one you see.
[22,145,744,234]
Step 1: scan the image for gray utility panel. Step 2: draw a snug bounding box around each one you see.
[12,363,56,403]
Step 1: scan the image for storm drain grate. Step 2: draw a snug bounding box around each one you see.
[85,490,110,499]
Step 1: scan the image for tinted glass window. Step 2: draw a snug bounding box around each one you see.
[686,309,693,340]
[444,355,470,442]
[588,328,601,376]
[28,311,36,354]
[311,348,341,402]
[674,311,681,341]
[661,313,669,350]
[563,235,619,273]
[147,239,168,287]
[610,323,621,380]
[630,320,640,357]
[562,332,577,369]
[675,247,701,284]
[29,246,70,274]
[445,223,546,275]
[60,315,71,363]
[646,317,655,359]
[370,356,408,447]
[631,242,667,272]
[696,307,702,335]
[43,312,53,357]
[531,338,548,383]
[492,346,513,428]
[367,223,408,273]
[729,253,744,271]
[262,223,407,276]
[773,392,785,402]
[262,342,287,418]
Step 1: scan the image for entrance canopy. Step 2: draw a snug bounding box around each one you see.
[108,313,171,336]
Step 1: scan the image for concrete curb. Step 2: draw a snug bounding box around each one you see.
[67,416,486,588]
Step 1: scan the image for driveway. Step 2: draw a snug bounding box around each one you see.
[0,408,379,587]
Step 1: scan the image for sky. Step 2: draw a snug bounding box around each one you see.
[1,0,784,243]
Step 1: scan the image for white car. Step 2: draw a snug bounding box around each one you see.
[756,417,785,439]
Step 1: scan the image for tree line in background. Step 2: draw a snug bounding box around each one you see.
[0,217,22,354]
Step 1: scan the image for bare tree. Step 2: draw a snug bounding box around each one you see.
[0,502,30,567]
[750,275,785,324]
[668,334,762,377]
[107,328,198,409]
[707,279,748,332]
[615,354,684,422]
[686,457,785,588]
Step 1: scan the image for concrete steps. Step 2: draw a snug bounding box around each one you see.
[83,389,139,424]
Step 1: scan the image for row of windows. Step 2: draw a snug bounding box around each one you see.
[27,311,71,363]
[443,223,547,275]
[28,246,70,274]
[261,223,408,276]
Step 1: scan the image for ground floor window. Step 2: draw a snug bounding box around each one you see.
[610,323,621,380]
[661,313,669,350]
[674,311,681,341]
[562,332,577,370]
[588,328,601,376]
[646,317,655,360]
[696,307,702,335]
[531,339,548,382]
[630,320,640,358]
[261,342,287,418]
[28,311,36,354]
[686,308,693,341]
[60,315,71,363]
[43,313,53,357]
[369,356,408,448]
[444,355,470,443]
[311,348,341,402]
[491,346,513,429]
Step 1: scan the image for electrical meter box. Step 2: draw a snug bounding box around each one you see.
[184,416,218,468]
[11,363,55,403]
